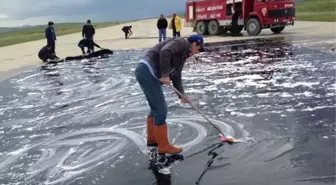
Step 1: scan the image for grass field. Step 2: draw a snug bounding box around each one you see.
[0,22,126,47]
[295,0,336,22]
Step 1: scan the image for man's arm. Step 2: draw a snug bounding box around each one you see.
[47,49,54,55]
[45,28,50,39]
[157,20,160,29]
[93,42,101,48]
[164,19,168,29]
[54,29,57,40]
[177,18,181,28]
[92,26,95,35]
[46,28,54,42]
[159,38,186,78]
[171,71,184,98]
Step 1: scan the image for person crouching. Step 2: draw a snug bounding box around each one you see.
[38,44,59,62]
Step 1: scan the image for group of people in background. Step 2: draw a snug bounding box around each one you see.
[38,20,102,62]
[157,13,182,42]
[38,13,183,62]
[121,13,182,42]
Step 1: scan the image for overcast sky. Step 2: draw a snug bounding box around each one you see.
[0,0,184,27]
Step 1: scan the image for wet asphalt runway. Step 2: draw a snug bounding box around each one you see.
[0,38,335,185]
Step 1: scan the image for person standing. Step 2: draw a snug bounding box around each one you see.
[169,13,182,37]
[82,19,95,40]
[134,35,205,155]
[157,14,168,42]
[45,21,56,54]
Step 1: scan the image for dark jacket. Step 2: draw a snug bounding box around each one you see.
[82,24,95,39]
[38,46,53,60]
[142,37,191,96]
[157,18,168,29]
[78,39,101,49]
[122,26,131,32]
[45,27,56,43]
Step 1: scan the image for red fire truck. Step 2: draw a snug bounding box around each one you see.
[185,0,295,36]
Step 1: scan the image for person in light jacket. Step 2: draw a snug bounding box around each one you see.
[168,13,182,37]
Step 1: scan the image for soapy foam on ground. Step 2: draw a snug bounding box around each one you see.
[0,39,335,184]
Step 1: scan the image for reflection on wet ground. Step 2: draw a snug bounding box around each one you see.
[0,38,335,185]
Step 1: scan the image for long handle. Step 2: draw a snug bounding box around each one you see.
[169,84,227,138]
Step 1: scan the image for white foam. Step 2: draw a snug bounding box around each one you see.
[256,93,270,97]
[199,101,206,105]
[277,82,320,88]
[280,92,292,98]
[302,105,335,112]
[230,111,255,117]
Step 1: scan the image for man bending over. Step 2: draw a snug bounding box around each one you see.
[78,38,102,54]
[122,25,133,39]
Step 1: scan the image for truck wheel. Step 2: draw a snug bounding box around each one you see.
[270,26,285,34]
[246,18,262,36]
[208,20,220,35]
[195,21,208,35]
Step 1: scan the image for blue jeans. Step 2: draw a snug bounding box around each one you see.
[135,62,167,125]
[159,29,166,42]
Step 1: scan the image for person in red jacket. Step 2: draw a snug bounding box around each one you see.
[134,34,205,155]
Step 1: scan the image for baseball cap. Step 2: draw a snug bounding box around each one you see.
[187,34,205,52]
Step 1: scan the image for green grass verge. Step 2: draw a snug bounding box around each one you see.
[296,0,336,22]
[0,22,126,47]
[296,11,335,22]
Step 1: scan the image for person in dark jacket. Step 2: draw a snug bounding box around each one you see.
[38,44,59,62]
[157,14,168,42]
[134,34,205,155]
[82,19,95,40]
[122,25,132,39]
[45,21,57,54]
[78,38,102,54]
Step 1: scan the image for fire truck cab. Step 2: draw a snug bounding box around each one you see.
[185,0,295,36]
